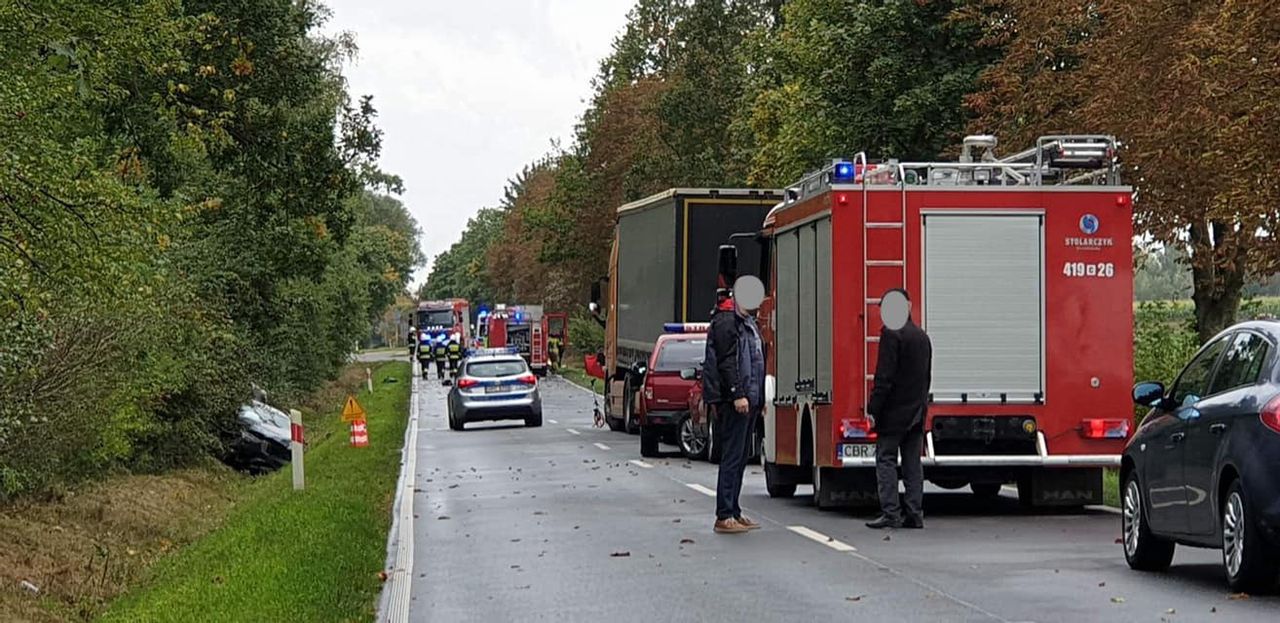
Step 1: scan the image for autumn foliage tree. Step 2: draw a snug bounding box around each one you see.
[966,0,1280,341]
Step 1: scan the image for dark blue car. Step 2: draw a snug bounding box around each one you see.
[1123,319,1280,592]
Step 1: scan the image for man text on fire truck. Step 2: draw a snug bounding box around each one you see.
[866,289,932,530]
[703,277,766,535]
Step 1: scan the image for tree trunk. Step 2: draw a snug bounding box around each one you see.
[1188,221,1247,344]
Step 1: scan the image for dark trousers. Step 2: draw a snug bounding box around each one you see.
[435,359,446,379]
[875,426,924,522]
[715,402,755,520]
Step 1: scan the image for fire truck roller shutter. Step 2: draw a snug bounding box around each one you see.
[923,213,1044,403]
[797,224,816,394]
[775,229,799,403]
[815,218,833,396]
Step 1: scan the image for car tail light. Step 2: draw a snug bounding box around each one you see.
[1080,418,1130,439]
[1261,395,1280,434]
[643,380,653,401]
[457,377,480,389]
[516,373,537,386]
[841,418,878,441]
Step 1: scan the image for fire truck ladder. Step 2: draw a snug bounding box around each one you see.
[861,152,908,402]
[531,321,546,370]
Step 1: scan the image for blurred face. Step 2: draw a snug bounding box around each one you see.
[881,289,910,331]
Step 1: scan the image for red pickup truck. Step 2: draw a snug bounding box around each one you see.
[637,327,707,458]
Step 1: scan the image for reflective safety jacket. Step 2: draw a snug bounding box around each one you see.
[446,341,462,360]
[434,343,448,360]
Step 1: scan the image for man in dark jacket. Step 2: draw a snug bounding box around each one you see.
[702,290,765,535]
[866,288,933,530]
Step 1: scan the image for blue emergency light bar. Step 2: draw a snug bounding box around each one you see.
[663,322,710,334]
[833,161,856,182]
[466,346,520,357]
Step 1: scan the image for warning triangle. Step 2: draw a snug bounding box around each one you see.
[341,395,367,423]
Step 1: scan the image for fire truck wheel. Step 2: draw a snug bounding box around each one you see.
[970,482,1002,499]
[639,427,660,458]
[812,466,834,510]
[767,482,796,499]
[1122,471,1175,572]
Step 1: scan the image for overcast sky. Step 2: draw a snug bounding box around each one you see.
[323,1,636,287]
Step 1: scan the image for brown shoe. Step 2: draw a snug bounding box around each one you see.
[714,518,749,534]
[736,515,761,530]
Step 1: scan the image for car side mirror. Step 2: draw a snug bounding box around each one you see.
[1132,381,1166,408]
[679,368,698,381]
[631,361,647,378]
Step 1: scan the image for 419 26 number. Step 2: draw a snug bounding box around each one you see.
[1063,262,1115,278]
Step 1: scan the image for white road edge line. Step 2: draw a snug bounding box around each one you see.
[548,419,558,424]
[566,428,581,435]
[593,442,611,451]
[377,359,419,622]
[629,459,654,469]
[685,483,716,497]
[787,525,857,552]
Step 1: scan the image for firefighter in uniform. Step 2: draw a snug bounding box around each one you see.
[407,325,417,357]
[433,336,449,381]
[446,335,463,382]
[547,336,562,372]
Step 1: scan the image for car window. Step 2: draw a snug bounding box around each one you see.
[1171,335,1231,406]
[466,360,528,378]
[654,339,706,372]
[1208,332,1270,395]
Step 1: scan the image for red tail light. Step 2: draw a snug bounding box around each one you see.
[841,418,878,441]
[1261,395,1280,434]
[1080,418,1130,439]
[457,377,480,389]
[517,373,537,386]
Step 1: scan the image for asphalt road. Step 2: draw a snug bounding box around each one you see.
[408,376,1277,622]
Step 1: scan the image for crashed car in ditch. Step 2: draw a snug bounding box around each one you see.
[222,400,292,474]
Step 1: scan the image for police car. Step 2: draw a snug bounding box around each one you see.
[446,349,543,430]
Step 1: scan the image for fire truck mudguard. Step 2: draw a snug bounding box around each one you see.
[752,135,1131,509]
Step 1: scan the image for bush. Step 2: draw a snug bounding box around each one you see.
[568,313,604,357]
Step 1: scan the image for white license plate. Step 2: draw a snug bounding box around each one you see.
[839,443,875,459]
[485,385,508,394]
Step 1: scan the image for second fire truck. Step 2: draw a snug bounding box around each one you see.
[741,135,1134,508]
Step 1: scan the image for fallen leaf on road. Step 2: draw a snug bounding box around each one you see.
[1110,597,1125,604]
[882,535,891,541]
[517,585,531,590]
[437,516,450,520]
[1210,607,1217,613]
[1228,593,1249,601]
[510,538,521,543]
[680,538,695,545]
[378,571,389,582]
[533,511,546,515]
[1165,609,1176,614]
[846,595,865,602]
[1098,582,1106,587]
[610,551,631,557]
[448,484,459,489]
[1114,538,1123,544]
[672,518,682,523]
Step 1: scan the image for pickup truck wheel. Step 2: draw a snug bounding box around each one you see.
[707,414,721,464]
[678,415,707,460]
[639,427,660,458]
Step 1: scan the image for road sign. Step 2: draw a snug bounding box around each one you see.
[341,395,367,423]
[290,409,305,490]
[350,418,369,447]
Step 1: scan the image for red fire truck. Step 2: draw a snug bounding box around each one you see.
[415,299,471,345]
[480,305,553,376]
[748,135,1133,508]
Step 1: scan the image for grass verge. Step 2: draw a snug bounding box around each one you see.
[1103,468,1120,509]
[99,361,410,623]
[557,361,604,395]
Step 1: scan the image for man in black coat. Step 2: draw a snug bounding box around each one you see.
[866,289,933,530]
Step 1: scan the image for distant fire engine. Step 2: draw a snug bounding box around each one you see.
[741,135,1133,508]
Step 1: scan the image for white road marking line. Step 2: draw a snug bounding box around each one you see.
[629,459,654,469]
[788,525,857,552]
[593,442,611,451]
[548,419,558,424]
[566,428,581,435]
[685,483,716,497]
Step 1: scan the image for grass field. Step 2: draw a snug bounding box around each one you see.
[99,361,410,623]
[557,360,604,395]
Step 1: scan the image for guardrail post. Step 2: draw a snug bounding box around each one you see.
[366,367,374,393]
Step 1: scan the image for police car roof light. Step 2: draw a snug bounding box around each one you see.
[663,322,710,334]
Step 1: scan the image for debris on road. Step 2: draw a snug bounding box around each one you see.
[19,580,39,595]
[846,595,865,602]
[1227,593,1249,601]
[1110,597,1126,604]
[610,551,631,558]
